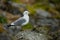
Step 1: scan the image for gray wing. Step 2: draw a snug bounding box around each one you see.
[13,18,26,26]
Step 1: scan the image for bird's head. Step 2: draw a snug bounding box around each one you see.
[23,11,30,15]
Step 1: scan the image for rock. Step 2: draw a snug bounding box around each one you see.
[36,9,51,17]
[49,3,55,8]
[30,14,59,35]
[14,30,48,40]
[0,32,11,40]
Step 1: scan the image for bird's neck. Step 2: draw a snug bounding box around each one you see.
[23,15,29,18]
[23,14,28,17]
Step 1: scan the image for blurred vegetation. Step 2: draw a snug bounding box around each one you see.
[26,5,36,15]
[3,0,60,15]
[0,15,7,24]
[11,0,21,3]
[22,23,33,30]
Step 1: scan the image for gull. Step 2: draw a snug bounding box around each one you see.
[3,11,29,35]
[7,11,30,27]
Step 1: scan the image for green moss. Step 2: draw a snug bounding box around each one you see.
[33,3,50,10]
[22,23,33,30]
[26,5,36,15]
[11,0,21,3]
[0,16,7,24]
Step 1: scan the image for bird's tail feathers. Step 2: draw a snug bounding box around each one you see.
[7,24,15,27]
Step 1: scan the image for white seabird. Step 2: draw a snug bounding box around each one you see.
[7,11,30,27]
[3,11,29,35]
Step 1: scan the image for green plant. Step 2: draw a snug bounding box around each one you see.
[22,23,33,30]
[0,15,7,24]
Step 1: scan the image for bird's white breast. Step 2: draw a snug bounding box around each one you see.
[22,15,29,26]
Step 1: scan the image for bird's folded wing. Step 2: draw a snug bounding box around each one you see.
[12,18,26,26]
